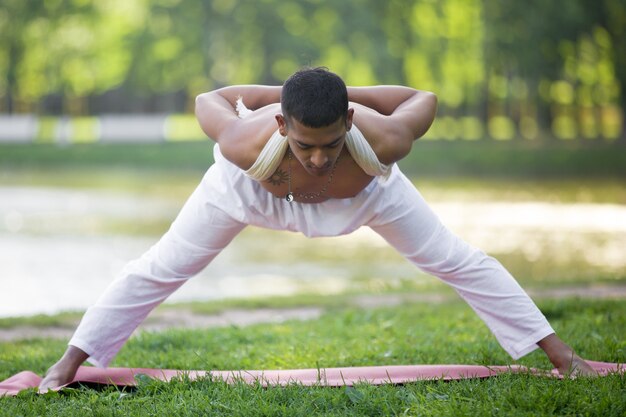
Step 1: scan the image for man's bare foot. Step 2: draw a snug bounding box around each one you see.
[39,363,78,392]
[538,333,597,377]
[39,346,89,392]
[558,355,597,377]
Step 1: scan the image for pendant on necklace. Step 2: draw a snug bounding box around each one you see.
[285,192,294,202]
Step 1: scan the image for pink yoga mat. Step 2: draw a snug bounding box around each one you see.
[1,361,622,396]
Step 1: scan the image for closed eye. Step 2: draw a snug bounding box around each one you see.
[294,136,343,149]
[326,139,342,148]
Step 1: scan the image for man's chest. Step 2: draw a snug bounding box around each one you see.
[259,152,374,203]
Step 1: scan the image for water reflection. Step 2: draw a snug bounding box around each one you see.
[1,185,624,317]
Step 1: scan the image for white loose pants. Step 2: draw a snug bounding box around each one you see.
[70,146,554,367]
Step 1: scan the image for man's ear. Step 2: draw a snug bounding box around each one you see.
[345,108,354,131]
[275,114,288,136]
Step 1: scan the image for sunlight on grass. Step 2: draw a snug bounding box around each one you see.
[1,299,624,416]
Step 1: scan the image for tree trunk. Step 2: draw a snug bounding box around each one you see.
[5,42,20,114]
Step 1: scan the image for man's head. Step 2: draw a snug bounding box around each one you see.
[276,67,354,176]
[280,67,349,128]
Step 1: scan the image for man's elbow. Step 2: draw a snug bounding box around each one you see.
[194,92,223,125]
[194,92,221,140]
[421,91,438,114]
[194,92,213,115]
[416,92,437,138]
[194,93,205,118]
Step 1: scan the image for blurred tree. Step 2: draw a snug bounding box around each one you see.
[483,0,625,140]
[397,0,485,140]
[0,0,622,142]
[582,0,626,141]
[0,0,47,113]
[1,0,145,114]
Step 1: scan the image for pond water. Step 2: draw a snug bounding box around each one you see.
[1,184,625,317]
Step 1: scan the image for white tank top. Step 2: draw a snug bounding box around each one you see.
[236,98,393,182]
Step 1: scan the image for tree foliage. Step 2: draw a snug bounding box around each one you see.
[0,0,623,141]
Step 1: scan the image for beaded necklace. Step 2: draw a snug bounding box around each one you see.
[285,149,339,202]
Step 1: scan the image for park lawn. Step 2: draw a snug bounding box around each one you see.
[1,297,624,416]
[1,141,624,414]
[1,141,625,204]
[1,141,625,179]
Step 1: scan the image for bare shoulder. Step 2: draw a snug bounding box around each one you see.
[216,107,280,170]
[195,91,280,170]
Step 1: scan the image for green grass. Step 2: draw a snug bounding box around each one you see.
[415,177,626,204]
[0,312,84,331]
[402,140,626,179]
[2,142,625,207]
[0,142,215,171]
[1,140,625,179]
[0,286,456,331]
[1,141,624,414]
[1,298,624,415]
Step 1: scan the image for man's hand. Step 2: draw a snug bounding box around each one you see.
[39,346,89,391]
[538,333,597,377]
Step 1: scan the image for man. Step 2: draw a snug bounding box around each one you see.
[40,67,593,389]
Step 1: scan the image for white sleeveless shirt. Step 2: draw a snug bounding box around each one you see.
[236,98,393,182]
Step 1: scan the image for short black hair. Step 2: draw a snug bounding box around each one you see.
[281,67,348,128]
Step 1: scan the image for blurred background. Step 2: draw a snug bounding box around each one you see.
[1,0,624,317]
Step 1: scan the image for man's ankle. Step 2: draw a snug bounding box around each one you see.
[55,346,89,372]
[537,333,576,369]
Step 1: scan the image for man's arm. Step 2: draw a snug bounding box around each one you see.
[195,85,282,170]
[347,86,437,165]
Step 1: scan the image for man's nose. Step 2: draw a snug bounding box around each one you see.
[310,150,328,167]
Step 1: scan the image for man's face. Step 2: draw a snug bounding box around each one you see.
[276,109,353,177]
